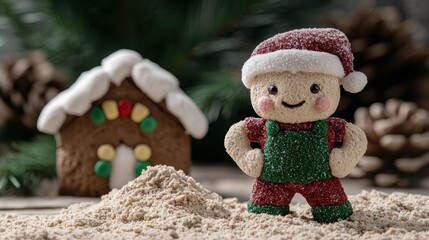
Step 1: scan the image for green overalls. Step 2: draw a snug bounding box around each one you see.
[248,119,353,223]
[261,120,332,183]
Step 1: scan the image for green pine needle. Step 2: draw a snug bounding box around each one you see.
[0,135,56,195]
[0,0,337,173]
[188,71,251,122]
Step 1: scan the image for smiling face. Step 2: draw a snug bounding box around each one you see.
[249,71,341,123]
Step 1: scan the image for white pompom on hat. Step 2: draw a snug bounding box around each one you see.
[241,28,367,93]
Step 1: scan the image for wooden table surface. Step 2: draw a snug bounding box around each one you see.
[0,165,427,215]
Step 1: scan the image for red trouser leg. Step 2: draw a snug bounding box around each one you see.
[250,178,295,206]
[302,177,348,207]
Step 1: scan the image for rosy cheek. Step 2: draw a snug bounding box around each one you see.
[314,96,330,113]
[258,96,274,113]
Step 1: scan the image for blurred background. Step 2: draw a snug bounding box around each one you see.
[0,0,428,197]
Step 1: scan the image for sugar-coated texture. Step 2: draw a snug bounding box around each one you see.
[249,72,342,123]
[262,120,332,183]
[315,96,331,113]
[224,121,264,178]
[249,176,352,223]
[242,49,344,88]
[340,71,368,93]
[241,28,367,92]
[228,28,369,224]
[329,123,368,178]
[257,96,274,113]
[312,200,353,223]
[250,177,348,207]
[225,116,347,180]
[0,166,428,239]
[37,49,208,139]
[244,117,346,152]
[248,201,290,215]
[252,28,353,75]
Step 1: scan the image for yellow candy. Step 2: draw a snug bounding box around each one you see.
[97,144,115,160]
[134,144,152,161]
[131,103,150,123]
[102,100,119,120]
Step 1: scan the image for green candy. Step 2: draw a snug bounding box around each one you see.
[140,116,157,133]
[90,107,106,124]
[135,162,150,176]
[94,160,111,177]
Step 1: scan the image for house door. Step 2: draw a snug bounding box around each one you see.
[109,144,136,189]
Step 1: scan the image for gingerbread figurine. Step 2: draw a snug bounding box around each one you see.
[225,28,368,223]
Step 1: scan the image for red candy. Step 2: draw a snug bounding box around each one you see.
[118,99,133,117]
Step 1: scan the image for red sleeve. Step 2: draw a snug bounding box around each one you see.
[326,117,346,148]
[244,117,266,142]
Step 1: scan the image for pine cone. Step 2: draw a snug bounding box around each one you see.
[0,51,67,129]
[352,99,429,187]
[324,7,429,120]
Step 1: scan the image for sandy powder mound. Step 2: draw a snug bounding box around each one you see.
[52,165,232,232]
[0,165,428,239]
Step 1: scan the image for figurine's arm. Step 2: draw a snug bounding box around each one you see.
[224,121,264,178]
[329,122,367,178]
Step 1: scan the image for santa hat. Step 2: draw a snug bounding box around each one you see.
[241,28,367,93]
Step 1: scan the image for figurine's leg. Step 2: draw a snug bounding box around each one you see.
[248,178,293,216]
[303,177,352,223]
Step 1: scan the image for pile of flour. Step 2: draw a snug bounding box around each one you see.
[0,165,428,239]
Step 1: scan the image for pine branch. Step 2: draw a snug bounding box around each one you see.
[188,71,251,122]
[0,0,338,170]
[0,135,56,195]
[0,0,335,81]
[0,0,40,50]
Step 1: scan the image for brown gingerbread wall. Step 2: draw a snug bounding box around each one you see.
[57,78,191,197]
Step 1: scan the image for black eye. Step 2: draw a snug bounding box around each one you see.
[310,84,320,94]
[268,85,278,95]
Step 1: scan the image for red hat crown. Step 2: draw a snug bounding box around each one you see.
[252,28,354,76]
[242,28,367,93]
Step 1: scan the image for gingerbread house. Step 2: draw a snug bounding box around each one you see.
[37,50,208,197]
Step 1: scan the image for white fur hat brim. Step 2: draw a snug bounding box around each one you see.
[241,49,367,93]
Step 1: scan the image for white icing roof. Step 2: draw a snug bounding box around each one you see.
[37,49,208,139]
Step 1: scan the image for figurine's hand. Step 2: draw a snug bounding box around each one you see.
[241,149,264,178]
[329,123,368,178]
[225,121,265,178]
[329,148,347,178]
